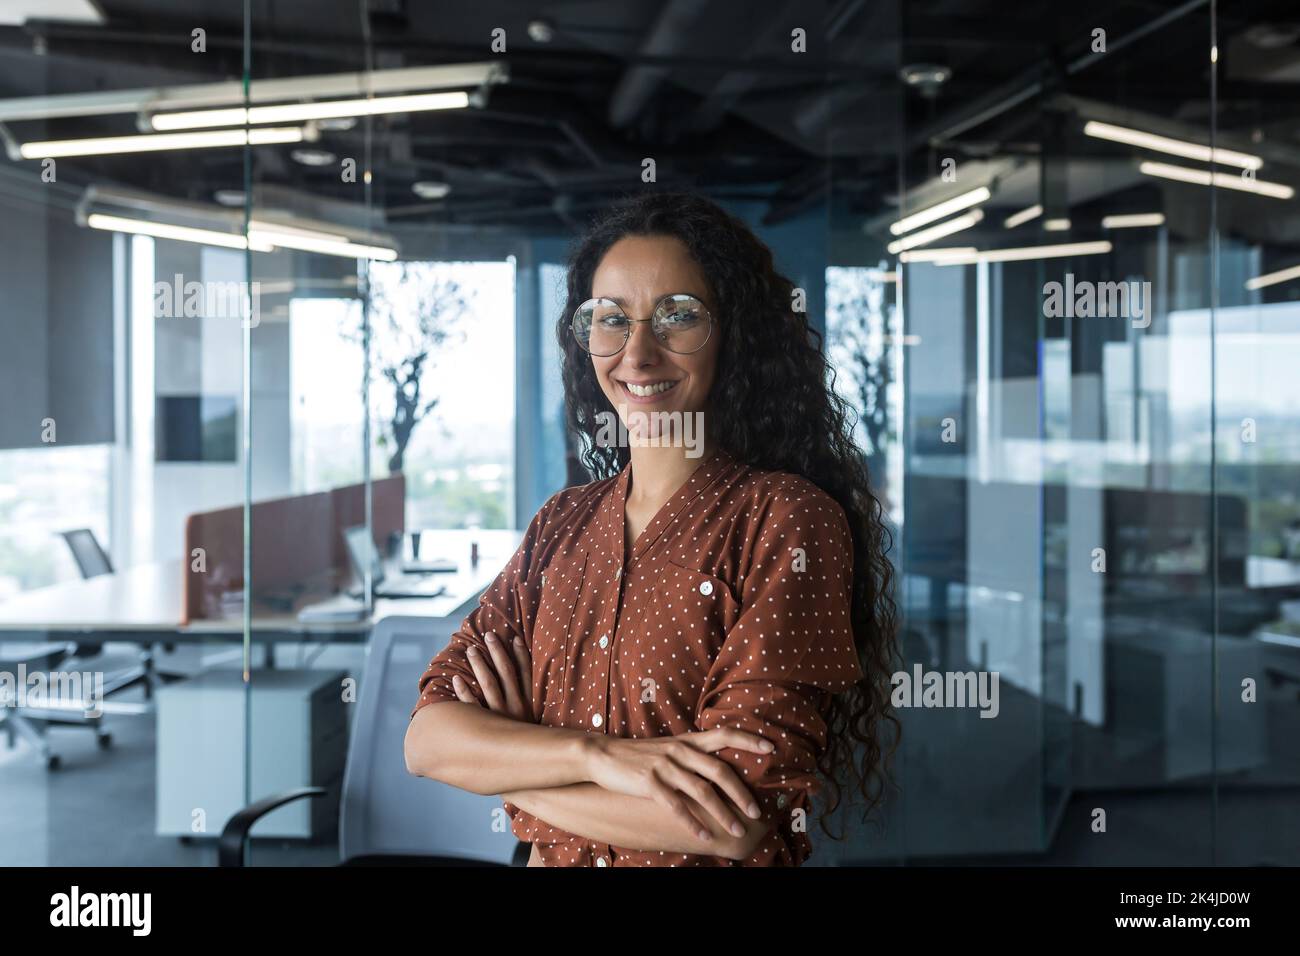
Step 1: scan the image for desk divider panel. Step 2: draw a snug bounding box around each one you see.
[181,475,406,623]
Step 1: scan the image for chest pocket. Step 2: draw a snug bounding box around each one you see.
[648,558,741,663]
[529,549,588,715]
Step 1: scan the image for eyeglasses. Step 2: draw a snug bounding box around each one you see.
[571,293,714,356]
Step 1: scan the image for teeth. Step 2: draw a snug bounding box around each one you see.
[626,381,676,397]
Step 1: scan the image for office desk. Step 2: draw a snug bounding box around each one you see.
[0,529,522,645]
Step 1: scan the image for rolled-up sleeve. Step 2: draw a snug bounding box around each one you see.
[694,488,863,866]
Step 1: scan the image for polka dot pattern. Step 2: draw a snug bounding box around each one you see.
[410,448,863,866]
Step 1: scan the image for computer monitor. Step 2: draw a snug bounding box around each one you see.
[343,526,387,586]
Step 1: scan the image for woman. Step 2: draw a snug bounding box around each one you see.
[404,192,898,867]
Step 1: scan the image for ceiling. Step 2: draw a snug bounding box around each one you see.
[0,0,1297,244]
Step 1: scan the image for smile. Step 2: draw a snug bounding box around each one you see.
[619,379,680,398]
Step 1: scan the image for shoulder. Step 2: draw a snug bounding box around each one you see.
[729,464,851,539]
[522,474,619,547]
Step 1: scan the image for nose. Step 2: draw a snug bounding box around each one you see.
[619,317,662,368]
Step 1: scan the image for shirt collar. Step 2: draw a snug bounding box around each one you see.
[600,447,739,566]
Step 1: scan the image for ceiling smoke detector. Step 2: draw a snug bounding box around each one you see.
[411,181,450,200]
[899,63,952,97]
[528,19,556,43]
[290,148,337,167]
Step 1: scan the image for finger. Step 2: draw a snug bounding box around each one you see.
[511,636,533,713]
[647,776,715,843]
[465,644,507,711]
[688,727,774,755]
[673,747,763,820]
[662,761,748,838]
[451,675,479,705]
[482,632,524,717]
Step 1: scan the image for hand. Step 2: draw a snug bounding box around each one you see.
[451,631,533,721]
[584,730,774,843]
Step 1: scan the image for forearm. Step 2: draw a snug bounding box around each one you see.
[503,783,771,860]
[405,701,595,794]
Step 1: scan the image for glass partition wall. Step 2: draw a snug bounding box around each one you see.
[1,0,1296,868]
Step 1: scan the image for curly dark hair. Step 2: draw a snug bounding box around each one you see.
[557,190,901,838]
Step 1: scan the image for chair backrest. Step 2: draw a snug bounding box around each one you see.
[59,529,113,579]
[340,614,519,864]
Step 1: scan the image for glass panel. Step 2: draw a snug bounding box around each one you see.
[0,9,252,862]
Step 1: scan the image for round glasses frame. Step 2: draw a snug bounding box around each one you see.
[570,293,715,356]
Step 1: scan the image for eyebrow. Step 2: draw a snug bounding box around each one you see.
[601,293,704,308]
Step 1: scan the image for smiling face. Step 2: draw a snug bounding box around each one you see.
[588,234,720,440]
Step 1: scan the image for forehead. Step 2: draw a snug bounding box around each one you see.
[591,235,710,304]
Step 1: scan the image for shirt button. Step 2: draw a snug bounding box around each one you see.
[598,634,609,649]
[596,857,608,867]
[591,713,603,728]
[699,581,713,596]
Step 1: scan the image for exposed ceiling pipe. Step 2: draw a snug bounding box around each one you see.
[607,0,712,130]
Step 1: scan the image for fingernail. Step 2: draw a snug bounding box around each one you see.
[467,646,480,656]
[730,823,745,837]
[748,803,761,818]
[485,633,497,644]
[761,741,774,752]
[514,636,524,646]
[452,675,463,685]
[698,829,712,841]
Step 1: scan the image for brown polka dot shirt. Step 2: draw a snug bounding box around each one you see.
[410,448,863,866]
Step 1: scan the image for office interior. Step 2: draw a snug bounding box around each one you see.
[0,0,1297,867]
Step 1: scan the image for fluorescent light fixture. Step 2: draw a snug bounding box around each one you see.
[150,91,471,131]
[889,186,991,236]
[1044,218,1071,231]
[1138,160,1295,199]
[246,229,397,261]
[86,213,394,260]
[1084,119,1262,171]
[1245,263,1300,291]
[17,126,306,159]
[933,240,1113,266]
[899,246,978,263]
[887,210,984,254]
[1102,213,1166,228]
[1003,204,1042,229]
[85,213,273,251]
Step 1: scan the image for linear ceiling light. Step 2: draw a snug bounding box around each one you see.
[1084,120,1263,171]
[1102,213,1166,228]
[1138,160,1295,199]
[933,240,1113,266]
[150,91,471,131]
[1245,264,1300,291]
[246,228,397,261]
[1043,218,1071,231]
[1003,204,1042,229]
[899,246,978,263]
[85,213,272,251]
[890,186,991,236]
[86,213,396,260]
[16,126,307,159]
[887,210,984,254]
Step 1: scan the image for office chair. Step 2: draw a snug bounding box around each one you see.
[0,641,112,769]
[220,615,528,867]
[56,528,185,700]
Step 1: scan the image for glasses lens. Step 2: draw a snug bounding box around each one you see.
[573,298,628,355]
[653,295,712,353]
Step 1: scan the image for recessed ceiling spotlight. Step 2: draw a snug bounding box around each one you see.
[290,148,337,167]
[411,181,451,200]
[214,189,246,207]
[899,63,952,97]
[528,19,555,43]
[317,117,357,131]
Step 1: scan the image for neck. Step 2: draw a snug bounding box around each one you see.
[626,438,715,506]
